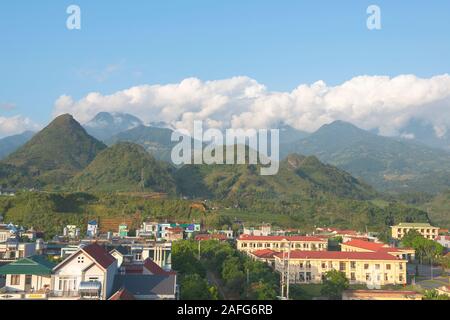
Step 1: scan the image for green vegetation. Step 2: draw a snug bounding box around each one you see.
[320,270,350,300]
[423,290,450,300]
[172,240,279,300]
[69,142,177,194]
[401,230,445,264]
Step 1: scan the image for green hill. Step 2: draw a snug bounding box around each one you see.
[0,131,35,160]
[2,114,106,187]
[69,142,177,193]
[175,152,377,201]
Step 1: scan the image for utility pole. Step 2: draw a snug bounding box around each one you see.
[286,242,291,300]
[198,240,201,261]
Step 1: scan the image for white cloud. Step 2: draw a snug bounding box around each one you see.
[0,115,41,138]
[53,74,450,137]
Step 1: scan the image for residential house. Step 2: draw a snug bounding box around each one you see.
[274,251,407,286]
[243,224,272,237]
[118,224,128,238]
[166,227,184,241]
[52,243,118,300]
[0,256,55,299]
[111,273,177,300]
[248,249,278,267]
[436,235,450,249]
[87,220,99,238]
[0,239,36,262]
[136,221,158,238]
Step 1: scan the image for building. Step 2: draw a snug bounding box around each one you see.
[86,220,99,238]
[342,290,423,300]
[136,221,158,238]
[435,235,450,249]
[52,243,118,300]
[118,224,128,238]
[341,239,415,261]
[391,223,439,240]
[218,229,234,239]
[237,235,328,254]
[274,251,407,286]
[0,239,36,262]
[63,225,80,239]
[243,224,272,237]
[0,256,55,299]
[166,227,184,241]
[248,249,278,267]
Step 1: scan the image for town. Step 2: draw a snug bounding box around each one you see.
[0,214,448,300]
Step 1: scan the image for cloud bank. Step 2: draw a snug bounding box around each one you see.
[0,115,41,138]
[53,74,450,137]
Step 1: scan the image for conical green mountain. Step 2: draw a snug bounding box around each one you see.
[69,142,177,193]
[175,152,377,201]
[3,114,106,186]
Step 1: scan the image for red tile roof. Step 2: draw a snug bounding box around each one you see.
[251,249,277,259]
[143,259,176,275]
[342,239,388,252]
[109,288,135,300]
[238,235,327,242]
[274,250,402,261]
[82,243,117,269]
[168,227,184,233]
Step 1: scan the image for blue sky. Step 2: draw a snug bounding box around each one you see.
[0,0,450,132]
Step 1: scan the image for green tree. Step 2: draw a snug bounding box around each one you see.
[180,274,214,300]
[321,270,349,300]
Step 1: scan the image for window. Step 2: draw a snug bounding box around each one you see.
[25,275,32,285]
[375,264,380,270]
[399,263,403,270]
[339,262,346,271]
[366,274,371,281]
[11,275,20,285]
[350,261,356,269]
[364,264,369,270]
[77,256,85,264]
[321,262,326,269]
[306,272,312,281]
[386,264,391,270]
[350,273,356,281]
[399,275,404,282]
[385,274,388,281]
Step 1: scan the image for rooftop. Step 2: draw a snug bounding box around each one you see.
[393,222,436,228]
[112,274,176,297]
[238,235,327,242]
[0,256,55,275]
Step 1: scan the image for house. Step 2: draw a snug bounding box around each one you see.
[111,274,177,300]
[0,239,36,262]
[243,224,272,237]
[108,287,135,300]
[435,235,450,249]
[237,235,328,253]
[0,256,55,299]
[63,225,80,239]
[118,224,128,238]
[342,290,423,300]
[218,229,234,239]
[274,251,407,286]
[391,222,440,240]
[136,221,158,238]
[52,243,118,300]
[87,220,99,238]
[341,239,415,261]
[166,227,184,241]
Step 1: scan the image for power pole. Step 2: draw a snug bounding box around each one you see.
[286,242,291,300]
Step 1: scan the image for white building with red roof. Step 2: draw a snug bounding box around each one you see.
[237,234,328,254]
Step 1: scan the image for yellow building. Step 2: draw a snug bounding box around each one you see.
[274,251,407,286]
[391,223,439,240]
[237,235,328,253]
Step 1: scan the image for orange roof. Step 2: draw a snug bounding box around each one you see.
[109,288,135,300]
[195,234,228,241]
[275,251,402,261]
[238,235,327,242]
[342,239,388,252]
[251,249,277,259]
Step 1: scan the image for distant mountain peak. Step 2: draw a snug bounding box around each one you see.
[84,112,144,141]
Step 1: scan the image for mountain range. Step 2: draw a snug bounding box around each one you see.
[2,111,450,196]
[0,131,35,160]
